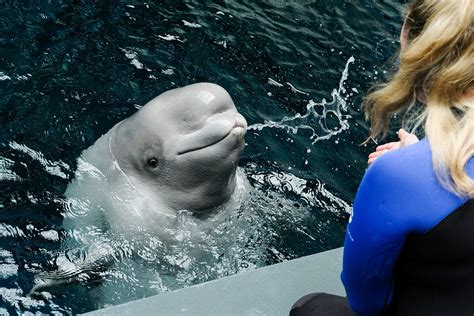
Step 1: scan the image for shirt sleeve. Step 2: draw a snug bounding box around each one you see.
[340,157,413,315]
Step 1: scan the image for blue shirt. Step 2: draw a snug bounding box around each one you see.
[341,138,473,315]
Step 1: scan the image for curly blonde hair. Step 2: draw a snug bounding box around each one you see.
[364,0,474,197]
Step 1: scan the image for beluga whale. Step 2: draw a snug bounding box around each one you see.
[32,83,249,293]
[68,82,247,232]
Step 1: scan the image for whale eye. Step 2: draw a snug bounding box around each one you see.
[147,158,158,168]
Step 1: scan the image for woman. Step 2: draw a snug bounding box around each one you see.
[291,0,473,315]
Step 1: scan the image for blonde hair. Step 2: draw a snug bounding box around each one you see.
[364,0,474,197]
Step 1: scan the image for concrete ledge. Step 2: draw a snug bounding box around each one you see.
[86,247,345,316]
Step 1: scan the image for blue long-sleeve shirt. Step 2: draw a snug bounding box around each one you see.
[341,138,473,315]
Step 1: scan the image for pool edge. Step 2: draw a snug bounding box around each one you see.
[84,247,344,315]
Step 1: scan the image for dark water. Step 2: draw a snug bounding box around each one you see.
[0,0,404,313]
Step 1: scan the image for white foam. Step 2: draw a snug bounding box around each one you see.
[40,230,59,241]
[0,264,18,278]
[267,78,283,87]
[286,82,309,95]
[158,34,186,43]
[0,224,26,238]
[182,20,202,28]
[161,68,175,75]
[0,72,11,81]
[120,48,144,69]
[0,287,45,308]
[0,156,21,181]
[216,41,227,48]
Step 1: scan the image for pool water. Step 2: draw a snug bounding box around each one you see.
[0,0,404,313]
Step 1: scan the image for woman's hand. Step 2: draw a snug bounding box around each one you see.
[367,129,419,165]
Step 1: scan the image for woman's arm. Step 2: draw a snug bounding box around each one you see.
[341,157,412,315]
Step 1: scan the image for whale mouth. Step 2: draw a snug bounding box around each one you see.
[177,123,246,156]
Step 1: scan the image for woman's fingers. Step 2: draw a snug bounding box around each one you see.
[376,142,401,152]
[369,149,389,159]
[368,129,419,166]
[368,155,379,165]
[398,128,410,139]
[398,129,419,146]
[368,149,389,165]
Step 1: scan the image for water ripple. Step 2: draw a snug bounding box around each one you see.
[8,142,70,180]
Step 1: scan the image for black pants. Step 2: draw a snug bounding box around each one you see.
[289,293,356,316]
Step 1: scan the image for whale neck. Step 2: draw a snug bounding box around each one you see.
[184,168,238,212]
[173,167,248,217]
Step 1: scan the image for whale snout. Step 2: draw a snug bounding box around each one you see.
[166,83,246,156]
[205,110,247,133]
[232,112,248,130]
[196,83,248,138]
[176,110,247,156]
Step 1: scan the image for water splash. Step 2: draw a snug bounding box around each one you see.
[248,56,355,144]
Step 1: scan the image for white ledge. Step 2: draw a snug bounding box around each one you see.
[85,247,345,316]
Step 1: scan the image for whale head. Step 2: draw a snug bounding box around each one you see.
[110,83,247,213]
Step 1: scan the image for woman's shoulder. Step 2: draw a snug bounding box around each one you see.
[371,138,431,172]
[369,138,473,188]
[364,138,433,193]
[360,138,467,233]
